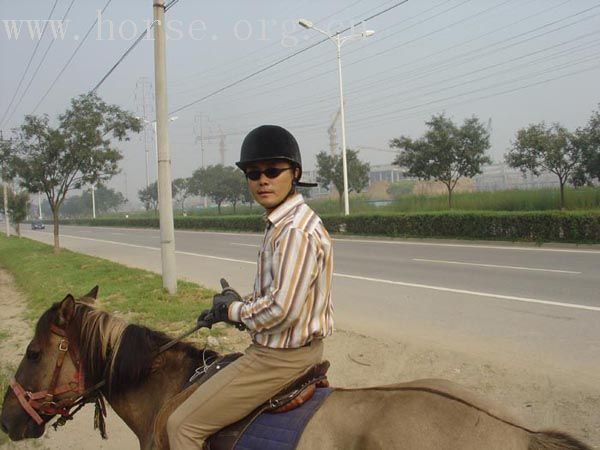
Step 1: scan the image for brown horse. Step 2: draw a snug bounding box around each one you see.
[0,288,593,450]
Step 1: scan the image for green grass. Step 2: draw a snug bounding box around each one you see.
[95,187,600,219]
[0,329,8,341]
[386,187,600,212]
[0,235,213,333]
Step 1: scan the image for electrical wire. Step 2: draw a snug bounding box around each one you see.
[3,0,77,126]
[31,0,114,114]
[168,0,410,115]
[0,0,60,127]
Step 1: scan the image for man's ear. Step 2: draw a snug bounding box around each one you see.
[57,294,76,326]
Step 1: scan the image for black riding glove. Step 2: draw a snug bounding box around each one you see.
[196,308,214,328]
[211,279,246,330]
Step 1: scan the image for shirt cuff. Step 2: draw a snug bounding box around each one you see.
[228,301,244,323]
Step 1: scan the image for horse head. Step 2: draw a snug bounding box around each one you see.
[0,286,99,441]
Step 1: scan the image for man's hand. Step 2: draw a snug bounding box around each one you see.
[196,309,214,328]
[211,279,246,330]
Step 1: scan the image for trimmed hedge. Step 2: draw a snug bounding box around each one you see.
[57,211,600,243]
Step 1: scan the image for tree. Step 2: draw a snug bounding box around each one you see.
[391,114,491,209]
[386,180,415,197]
[62,185,126,217]
[316,149,370,209]
[138,181,159,212]
[92,185,127,213]
[190,165,244,214]
[573,106,600,185]
[172,177,194,214]
[8,189,30,237]
[505,122,583,210]
[10,93,140,252]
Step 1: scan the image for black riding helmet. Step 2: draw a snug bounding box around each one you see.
[236,125,317,187]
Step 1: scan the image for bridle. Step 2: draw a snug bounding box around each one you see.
[9,324,90,427]
[8,317,207,436]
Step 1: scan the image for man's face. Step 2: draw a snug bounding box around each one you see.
[245,159,299,212]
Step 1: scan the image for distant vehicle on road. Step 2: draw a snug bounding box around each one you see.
[31,220,45,230]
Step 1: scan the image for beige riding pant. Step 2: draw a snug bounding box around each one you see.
[167,339,324,450]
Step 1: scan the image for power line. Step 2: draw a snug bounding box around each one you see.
[91,24,156,93]
[204,3,600,126]
[31,0,114,114]
[91,0,182,93]
[0,0,60,127]
[169,0,370,89]
[4,0,77,126]
[169,0,410,115]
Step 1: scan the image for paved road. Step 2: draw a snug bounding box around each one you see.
[24,225,600,380]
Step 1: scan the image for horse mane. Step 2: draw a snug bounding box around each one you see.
[39,300,219,399]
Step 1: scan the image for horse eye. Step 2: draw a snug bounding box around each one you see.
[26,348,41,361]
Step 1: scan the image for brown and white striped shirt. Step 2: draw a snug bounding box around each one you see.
[229,194,334,348]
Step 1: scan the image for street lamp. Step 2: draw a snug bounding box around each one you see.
[299,19,374,215]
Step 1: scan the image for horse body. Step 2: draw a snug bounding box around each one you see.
[0,289,592,450]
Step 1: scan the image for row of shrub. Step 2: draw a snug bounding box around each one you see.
[59,211,600,243]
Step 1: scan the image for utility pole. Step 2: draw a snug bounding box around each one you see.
[153,0,177,294]
[135,78,154,189]
[2,177,8,238]
[218,125,226,166]
[194,114,210,208]
[91,184,96,219]
[1,130,10,237]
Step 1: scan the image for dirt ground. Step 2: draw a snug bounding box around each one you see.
[1,268,598,449]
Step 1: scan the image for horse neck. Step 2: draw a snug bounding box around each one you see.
[105,347,196,447]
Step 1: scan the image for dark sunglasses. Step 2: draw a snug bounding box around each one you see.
[245,167,293,181]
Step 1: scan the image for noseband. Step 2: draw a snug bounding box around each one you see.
[10,324,85,426]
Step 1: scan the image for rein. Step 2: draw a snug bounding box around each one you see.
[10,319,209,438]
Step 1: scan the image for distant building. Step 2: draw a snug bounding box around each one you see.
[367,164,405,185]
[474,163,560,191]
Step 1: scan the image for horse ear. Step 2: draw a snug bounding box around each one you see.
[83,285,99,301]
[57,294,76,326]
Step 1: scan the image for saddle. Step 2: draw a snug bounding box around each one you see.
[154,354,330,449]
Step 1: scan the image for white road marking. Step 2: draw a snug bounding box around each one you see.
[54,233,599,313]
[413,258,581,274]
[334,272,600,312]
[231,243,259,248]
[59,226,600,254]
[332,237,600,254]
[176,250,255,265]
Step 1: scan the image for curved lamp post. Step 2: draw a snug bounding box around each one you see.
[298,19,374,215]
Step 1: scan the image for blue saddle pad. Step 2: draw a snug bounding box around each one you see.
[235,388,332,450]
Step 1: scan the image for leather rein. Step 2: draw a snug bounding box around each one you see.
[9,320,206,436]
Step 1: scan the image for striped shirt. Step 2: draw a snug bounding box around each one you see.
[229,193,334,348]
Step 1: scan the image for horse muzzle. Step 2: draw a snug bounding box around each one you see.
[0,394,46,441]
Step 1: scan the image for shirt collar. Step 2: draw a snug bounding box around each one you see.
[266,193,304,228]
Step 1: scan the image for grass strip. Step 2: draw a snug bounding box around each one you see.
[0,234,213,334]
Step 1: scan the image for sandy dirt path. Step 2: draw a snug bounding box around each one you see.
[1,268,598,449]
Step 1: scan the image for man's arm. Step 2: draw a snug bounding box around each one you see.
[229,227,319,333]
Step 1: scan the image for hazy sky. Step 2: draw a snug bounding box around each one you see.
[2,0,599,202]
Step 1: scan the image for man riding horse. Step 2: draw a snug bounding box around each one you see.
[167,124,334,449]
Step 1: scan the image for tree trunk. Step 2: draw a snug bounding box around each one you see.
[447,185,453,210]
[559,180,565,210]
[16,222,21,237]
[217,202,222,215]
[52,209,60,253]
